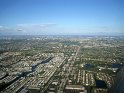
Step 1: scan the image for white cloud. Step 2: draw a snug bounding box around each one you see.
[0,24,123,35]
[0,23,57,35]
[0,26,3,28]
[14,23,57,34]
[0,26,6,31]
[17,23,56,29]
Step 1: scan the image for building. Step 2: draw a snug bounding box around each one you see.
[64,85,87,93]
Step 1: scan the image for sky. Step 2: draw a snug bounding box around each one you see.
[0,0,124,35]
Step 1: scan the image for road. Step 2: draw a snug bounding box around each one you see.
[57,46,80,93]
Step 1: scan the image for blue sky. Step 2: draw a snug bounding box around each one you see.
[0,0,124,35]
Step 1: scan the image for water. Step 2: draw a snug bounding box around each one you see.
[112,63,123,68]
[96,80,107,88]
[84,64,94,69]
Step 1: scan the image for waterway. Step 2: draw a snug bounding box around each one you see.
[112,63,123,68]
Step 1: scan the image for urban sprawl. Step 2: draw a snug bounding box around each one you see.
[0,35,124,93]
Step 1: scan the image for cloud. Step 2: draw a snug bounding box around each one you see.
[17,29,23,31]
[17,23,57,30]
[0,23,57,35]
[0,24,123,35]
[14,23,57,34]
[7,23,57,35]
[0,26,3,28]
[0,26,8,31]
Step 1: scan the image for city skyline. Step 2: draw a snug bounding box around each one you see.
[0,0,124,35]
